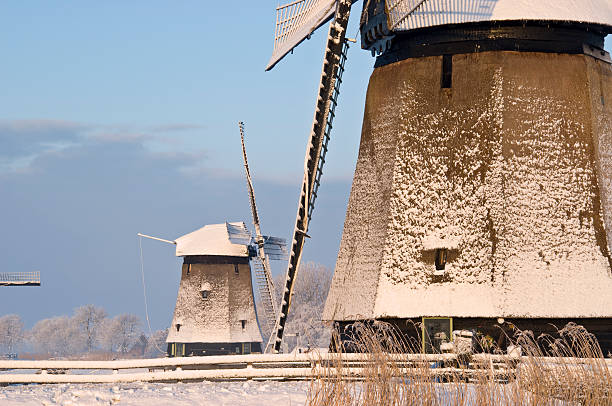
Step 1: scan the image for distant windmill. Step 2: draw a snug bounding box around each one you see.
[238,122,281,342]
[137,134,288,355]
[0,272,40,287]
[264,0,612,355]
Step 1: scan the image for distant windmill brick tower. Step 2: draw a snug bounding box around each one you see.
[164,223,264,356]
[316,0,612,353]
[139,125,287,356]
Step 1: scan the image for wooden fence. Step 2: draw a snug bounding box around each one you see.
[0,353,609,384]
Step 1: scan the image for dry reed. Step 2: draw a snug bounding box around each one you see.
[306,321,611,406]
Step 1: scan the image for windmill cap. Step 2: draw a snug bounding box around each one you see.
[384,0,612,33]
[174,222,250,257]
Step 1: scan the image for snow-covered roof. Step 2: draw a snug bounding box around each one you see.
[174,222,249,258]
[388,0,612,32]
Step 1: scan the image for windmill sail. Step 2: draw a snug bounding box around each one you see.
[0,272,40,286]
[386,0,497,31]
[226,222,252,246]
[238,122,279,338]
[267,0,353,353]
[266,0,340,70]
[262,236,289,261]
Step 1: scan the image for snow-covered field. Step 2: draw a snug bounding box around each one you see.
[0,381,308,405]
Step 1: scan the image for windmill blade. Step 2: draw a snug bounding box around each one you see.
[238,122,279,340]
[239,122,263,239]
[226,222,252,245]
[0,272,40,287]
[250,256,278,336]
[262,236,289,261]
[266,0,339,71]
[386,0,497,31]
[267,0,353,354]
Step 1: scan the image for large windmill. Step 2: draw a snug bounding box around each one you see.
[265,0,612,354]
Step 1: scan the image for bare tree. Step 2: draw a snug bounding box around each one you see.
[73,305,107,352]
[145,329,169,358]
[29,316,85,357]
[0,314,24,355]
[100,314,142,354]
[258,262,333,351]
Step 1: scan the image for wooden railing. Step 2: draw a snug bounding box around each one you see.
[1,352,609,384]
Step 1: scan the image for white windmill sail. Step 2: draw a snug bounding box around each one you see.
[266,0,354,353]
[261,236,289,261]
[386,0,612,32]
[0,272,40,286]
[266,0,340,70]
[226,222,253,246]
[387,0,497,31]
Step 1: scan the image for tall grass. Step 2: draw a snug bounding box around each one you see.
[306,322,611,406]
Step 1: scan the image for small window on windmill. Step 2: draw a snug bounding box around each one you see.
[435,249,448,271]
[441,54,453,89]
[234,264,239,275]
[200,282,211,299]
[422,230,459,276]
[241,320,247,330]
[175,323,181,332]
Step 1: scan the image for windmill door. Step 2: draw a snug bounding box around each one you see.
[242,342,251,354]
[422,317,453,353]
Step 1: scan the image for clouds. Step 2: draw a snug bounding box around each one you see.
[0,119,207,174]
[0,119,87,170]
[0,116,350,331]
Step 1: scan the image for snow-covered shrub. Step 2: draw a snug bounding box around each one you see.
[73,304,107,353]
[259,262,333,352]
[0,314,24,355]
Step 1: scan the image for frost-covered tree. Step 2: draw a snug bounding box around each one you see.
[29,316,85,357]
[259,262,333,351]
[0,314,24,354]
[73,305,107,352]
[145,329,169,358]
[100,314,142,354]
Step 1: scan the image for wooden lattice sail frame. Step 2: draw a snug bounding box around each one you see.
[0,272,40,286]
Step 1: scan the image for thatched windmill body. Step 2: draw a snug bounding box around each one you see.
[265,0,612,353]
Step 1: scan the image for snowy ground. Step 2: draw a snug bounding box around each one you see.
[0,381,308,405]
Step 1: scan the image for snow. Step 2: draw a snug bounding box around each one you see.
[375,53,612,319]
[174,223,249,258]
[167,261,263,345]
[0,381,307,406]
[391,0,612,32]
[421,228,461,251]
[325,49,612,322]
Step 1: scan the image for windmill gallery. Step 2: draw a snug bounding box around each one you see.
[146,0,612,356]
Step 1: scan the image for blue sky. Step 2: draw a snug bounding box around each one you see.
[0,2,610,331]
[0,1,373,330]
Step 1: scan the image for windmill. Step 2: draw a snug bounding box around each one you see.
[139,220,287,356]
[238,121,282,339]
[138,135,287,355]
[265,0,612,354]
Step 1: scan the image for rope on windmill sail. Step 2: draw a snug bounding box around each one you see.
[138,235,166,355]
